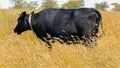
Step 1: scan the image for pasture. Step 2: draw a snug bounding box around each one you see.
[0,9,120,68]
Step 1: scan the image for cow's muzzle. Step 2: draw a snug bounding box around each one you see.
[14,29,21,35]
[14,29,17,33]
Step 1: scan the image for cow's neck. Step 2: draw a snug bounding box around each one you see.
[28,14,35,34]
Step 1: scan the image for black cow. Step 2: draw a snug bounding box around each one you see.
[14,8,103,48]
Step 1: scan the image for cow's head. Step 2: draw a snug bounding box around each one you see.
[14,11,30,35]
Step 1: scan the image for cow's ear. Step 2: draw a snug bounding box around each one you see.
[20,11,26,17]
[31,11,34,14]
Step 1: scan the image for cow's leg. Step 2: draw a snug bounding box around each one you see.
[71,35,81,44]
[83,31,97,48]
[59,36,70,44]
[67,35,75,44]
[40,37,52,49]
[50,36,69,44]
[67,35,79,44]
[51,37,64,44]
[91,32,98,47]
[37,34,52,49]
[81,31,93,47]
[75,35,81,44]
[90,29,98,47]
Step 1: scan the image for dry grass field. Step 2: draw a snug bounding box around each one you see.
[0,9,120,68]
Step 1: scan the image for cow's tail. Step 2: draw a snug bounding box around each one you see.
[95,9,105,37]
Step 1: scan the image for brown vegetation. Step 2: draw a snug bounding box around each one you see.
[0,9,120,68]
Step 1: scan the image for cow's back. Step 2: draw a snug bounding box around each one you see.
[36,8,101,37]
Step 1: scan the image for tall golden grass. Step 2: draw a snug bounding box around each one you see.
[0,9,120,68]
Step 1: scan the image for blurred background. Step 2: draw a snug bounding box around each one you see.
[0,0,120,11]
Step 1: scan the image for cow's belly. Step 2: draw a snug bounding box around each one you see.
[48,25,78,37]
